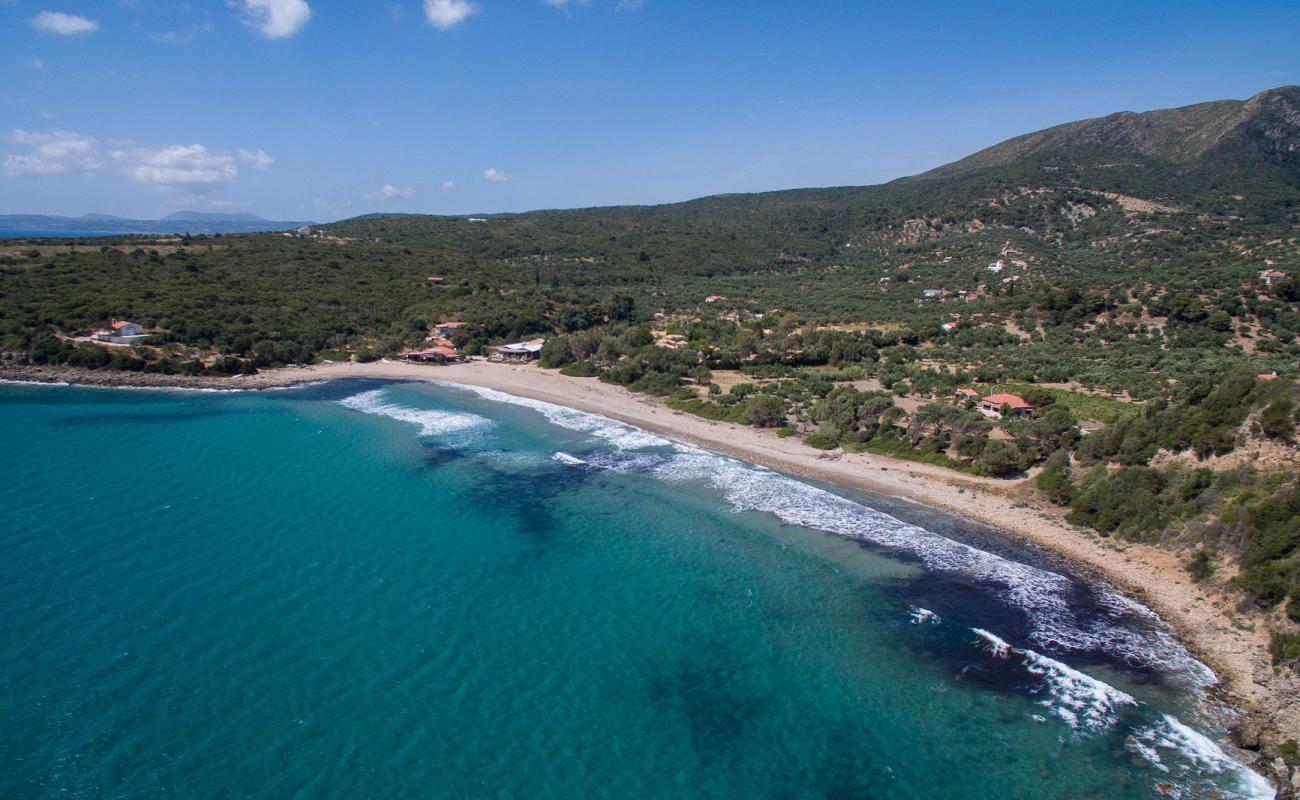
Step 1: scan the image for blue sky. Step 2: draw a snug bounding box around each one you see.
[2,0,1298,221]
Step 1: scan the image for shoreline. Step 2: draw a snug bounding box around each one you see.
[6,359,1297,789]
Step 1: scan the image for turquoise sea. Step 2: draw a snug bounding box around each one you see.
[0,380,1275,799]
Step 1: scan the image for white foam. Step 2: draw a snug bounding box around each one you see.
[1129,715,1276,799]
[445,381,1212,682]
[551,452,586,465]
[910,607,941,625]
[972,628,1137,733]
[339,388,490,437]
[444,384,671,450]
[973,627,1012,658]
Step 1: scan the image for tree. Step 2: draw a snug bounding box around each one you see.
[604,293,635,322]
[744,394,786,427]
[978,439,1023,477]
[1035,449,1075,504]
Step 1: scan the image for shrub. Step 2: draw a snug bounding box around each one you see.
[1259,397,1295,440]
[1034,449,1075,504]
[1186,548,1216,582]
[806,432,838,450]
[1270,631,1300,665]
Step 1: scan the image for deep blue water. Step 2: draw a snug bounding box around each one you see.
[0,380,1274,799]
[0,230,127,239]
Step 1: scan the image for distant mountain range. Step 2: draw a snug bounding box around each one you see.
[0,212,312,236]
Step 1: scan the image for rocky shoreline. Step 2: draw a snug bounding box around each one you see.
[0,363,325,391]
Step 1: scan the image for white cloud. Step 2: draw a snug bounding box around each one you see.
[3,129,104,176]
[30,11,99,36]
[616,0,644,10]
[113,144,238,193]
[239,0,311,39]
[423,0,476,30]
[238,147,274,171]
[483,167,510,182]
[29,57,44,70]
[5,129,272,192]
[364,184,416,201]
[440,179,455,189]
[543,0,589,8]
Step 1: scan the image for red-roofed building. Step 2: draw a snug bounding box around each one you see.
[432,321,468,338]
[979,393,1035,418]
[1259,372,1279,381]
[405,346,461,364]
[954,388,980,404]
[1263,270,1289,286]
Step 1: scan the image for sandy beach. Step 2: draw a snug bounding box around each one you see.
[6,358,1298,775]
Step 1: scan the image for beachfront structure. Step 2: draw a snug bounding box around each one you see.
[405,346,461,364]
[432,321,467,338]
[491,338,545,362]
[96,320,151,344]
[979,393,1035,418]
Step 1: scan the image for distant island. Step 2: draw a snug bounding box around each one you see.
[0,211,312,237]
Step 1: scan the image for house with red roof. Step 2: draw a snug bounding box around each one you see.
[979,393,1035,418]
[405,346,461,364]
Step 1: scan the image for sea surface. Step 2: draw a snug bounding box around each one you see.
[0,380,1275,799]
[0,230,127,239]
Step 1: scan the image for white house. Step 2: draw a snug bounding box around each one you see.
[96,320,151,344]
[491,338,545,362]
[922,289,943,299]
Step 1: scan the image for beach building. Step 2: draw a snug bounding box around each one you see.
[95,320,151,344]
[492,338,545,362]
[979,393,1035,418]
[405,346,461,364]
[432,321,467,338]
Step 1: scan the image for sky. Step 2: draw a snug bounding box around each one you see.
[2,0,1298,222]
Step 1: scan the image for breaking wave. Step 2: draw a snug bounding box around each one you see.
[970,628,1271,798]
[448,382,1214,683]
[1129,715,1276,799]
[339,388,491,437]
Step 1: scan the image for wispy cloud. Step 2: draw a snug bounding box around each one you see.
[29,57,44,71]
[483,167,510,182]
[238,148,274,171]
[30,11,99,36]
[615,0,644,11]
[424,0,477,30]
[3,129,103,176]
[543,0,589,10]
[364,184,416,201]
[238,0,312,39]
[441,179,456,189]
